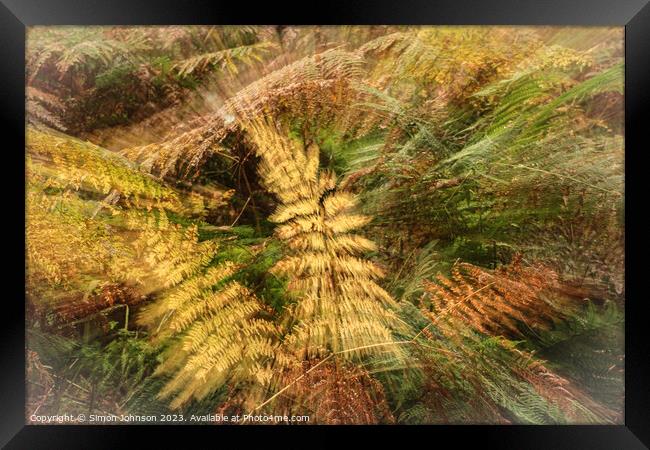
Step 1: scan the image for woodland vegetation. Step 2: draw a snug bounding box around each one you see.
[25,26,624,424]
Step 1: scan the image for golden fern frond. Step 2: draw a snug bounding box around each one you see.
[131,209,280,409]
[137,262,238,329]
[123,210,218,290]
[244,119,406,362]
[26,128,235,327]
[27,127,179,208]
[145,272,280,410]
[24,178,155,327]
[25,184,132,291]
[153,280,279,409]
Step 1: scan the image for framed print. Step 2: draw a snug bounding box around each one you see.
[1,0,649,447]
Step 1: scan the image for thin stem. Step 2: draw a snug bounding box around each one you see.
[230,196,251,227]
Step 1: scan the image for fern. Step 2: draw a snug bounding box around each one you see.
[25,26,624,424]
[397,308,618,424]
[131,210,280,410]
[120,115,238,180]
[120,47,369,181]
[244,119,406,362]
[174,41,276,77]
[27,329,162,420]
[421,257,579,339]
[27,127,179,206]
[25,180,142,321]
[271,358,395,424]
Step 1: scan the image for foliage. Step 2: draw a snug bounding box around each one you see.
[244,119,406,362]
[421,257,579,339]
[25,26,624,425]
[27,329,163,419]
[272,358,395,424]
[131,211,280,409]
[26,26,276,132]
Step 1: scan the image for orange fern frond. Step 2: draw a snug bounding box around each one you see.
[421,256,579,338]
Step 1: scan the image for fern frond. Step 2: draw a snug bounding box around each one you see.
[243,119,407,362]
[271,358,395,424]
[130,209,280,409]
[421,257,578,339]
[151,278,279,409]
[120,116,238,180]
[174,41,276,77]
[26,87,67,131]
[27,127,179,206]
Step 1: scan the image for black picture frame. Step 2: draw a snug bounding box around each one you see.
[2,1,648,447]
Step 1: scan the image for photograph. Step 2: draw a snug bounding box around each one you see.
[25,25,625,425]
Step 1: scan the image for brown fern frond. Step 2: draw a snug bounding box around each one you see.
[119,48,369,180]
[26,87,67,131]
[517,357,621,423]
[270,358,394,424]
[421,256,579,338]
[120,115,240,180]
